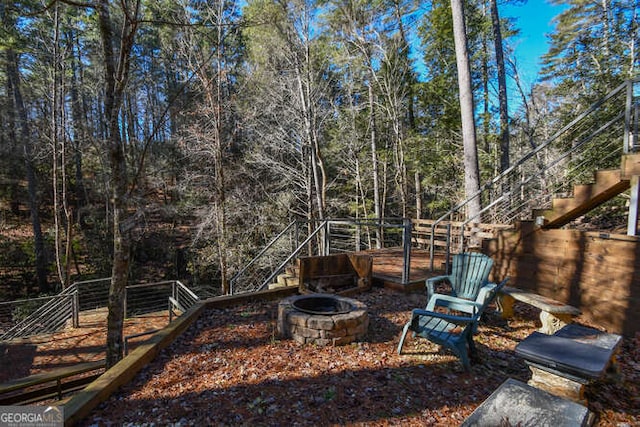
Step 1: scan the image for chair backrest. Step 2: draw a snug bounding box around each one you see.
[450,253,494,300]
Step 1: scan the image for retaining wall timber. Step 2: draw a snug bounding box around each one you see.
[485,221,640,337]
[63,286,299,426]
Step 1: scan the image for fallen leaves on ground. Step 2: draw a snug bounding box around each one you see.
[78,288,638,426]
[0,310,170,382]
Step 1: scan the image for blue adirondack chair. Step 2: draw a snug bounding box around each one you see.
[427,253,495,301]
[397,277,508,370]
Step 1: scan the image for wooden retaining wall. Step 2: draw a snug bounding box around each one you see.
[485,221,640,337]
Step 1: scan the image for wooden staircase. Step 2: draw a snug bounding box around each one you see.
[537,154,640,228]
[267,265,300,290]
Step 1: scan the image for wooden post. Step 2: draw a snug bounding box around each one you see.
[402,218,411,285]
[627,175,639,236]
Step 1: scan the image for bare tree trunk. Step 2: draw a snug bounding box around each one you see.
[481,1,491,156]
[305,144,314,255]
[381,68,409,218]
[346,85,369,226]
[295,67,324,220]
[392,0,415,132]
[630,1,638,76]
[451,0,481,221]
[51,4,73,288]
[510,59,548,188]
[5,47,49,294]
[69,30,89,207]
[291,6,325,222]
[368,77,382,248]
[214,0,229,294]
[394,138,408,218]
[98,0,140,368]
[490,0,510,174]
[415,171,422,219]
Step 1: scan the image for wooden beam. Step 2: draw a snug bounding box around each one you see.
[545,170,630,229]
[621,153,640,178]
[0,360,104,396]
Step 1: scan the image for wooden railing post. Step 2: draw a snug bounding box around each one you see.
[402,218,411,284]
[627,176,640,236]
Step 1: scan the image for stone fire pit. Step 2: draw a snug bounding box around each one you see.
[277,294,368,346]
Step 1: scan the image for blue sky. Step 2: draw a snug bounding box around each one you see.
[502,0,567,83]
[407,0,567,89]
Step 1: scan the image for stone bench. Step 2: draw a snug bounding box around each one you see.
[515,324,622,405]
[462,378,593,426]
[497,286,581,334]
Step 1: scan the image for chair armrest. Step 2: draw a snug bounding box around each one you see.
[426,293,482,315]
[475,283,497,304]
[411,308,478,325]
[475,277,510,305]
[426,275,452,299]
[496,277,509,291]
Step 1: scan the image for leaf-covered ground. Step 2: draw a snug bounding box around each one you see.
[81,288,639,426]
[0,310,170,382]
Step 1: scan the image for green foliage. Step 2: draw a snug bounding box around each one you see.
[0,0,635,296]
[0,235,31,270]
[541,0,637,97]
[11,297,47,322]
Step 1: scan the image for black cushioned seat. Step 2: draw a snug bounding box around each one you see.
[515,325,621,380]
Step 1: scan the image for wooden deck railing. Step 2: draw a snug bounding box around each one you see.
[411,219,513,270]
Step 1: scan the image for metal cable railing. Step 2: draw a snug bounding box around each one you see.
[73,277,111,311]
[0,278,199,341]
[0,291,77,341]
[230,218,413,294]
[254,222,329,293]
[229,220,320,295]
[174,280,200,309]
[431,78,640,255]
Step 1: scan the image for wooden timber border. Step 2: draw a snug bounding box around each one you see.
[63,286,298,426]
[486,221,640,337]
[0,360,105,405]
